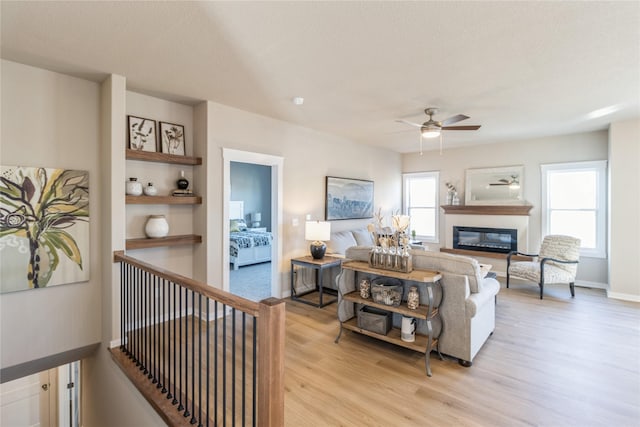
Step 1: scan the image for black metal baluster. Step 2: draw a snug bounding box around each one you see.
[242,312,246,426]
[146,271,151,378]
[197,293,203,426]
[252,317,257,427]
[222,304,227,427]
[190,290,196,424]
[120,262,124,352]
[232,307,236,426]
[206,298,210,427]
[137,268,143,368]
[133,268,138,365]
[162,278,168,394]
[184,287,190,419]
[152,274,157,383]
[178,284,184,412]
[214,301,218,424]
[171,280,177,404]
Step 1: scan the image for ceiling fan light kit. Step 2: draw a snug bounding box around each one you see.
[421,124,441,138]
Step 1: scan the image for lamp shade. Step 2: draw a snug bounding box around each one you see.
[253,212,262,222]
[305,221,331,242]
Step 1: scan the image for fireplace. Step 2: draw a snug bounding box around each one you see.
[453,226,517,254]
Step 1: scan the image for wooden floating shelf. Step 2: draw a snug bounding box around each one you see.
[342,292,436,320]
[126,195,202,205]
[126,149,202,165]
[126,234,202,250]
[341,318,436,354]
[440,205,533,216]
[440,248,533,261]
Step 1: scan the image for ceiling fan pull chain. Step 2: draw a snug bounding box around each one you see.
[420,134,423,155]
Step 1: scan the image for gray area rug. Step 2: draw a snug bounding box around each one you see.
[229,262,272,302]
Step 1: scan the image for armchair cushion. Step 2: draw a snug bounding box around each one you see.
[508,261,576,284]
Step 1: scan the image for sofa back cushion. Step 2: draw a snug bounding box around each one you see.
[352,228,374,246]
[327,230,358,255]
[411,250,484,293]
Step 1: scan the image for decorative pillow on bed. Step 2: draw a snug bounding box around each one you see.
[230,219,247,232]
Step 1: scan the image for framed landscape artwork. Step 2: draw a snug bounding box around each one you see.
[325,176,374,220]
[160,121,185,156]
[128,115,157,152]
[0,166,90,293]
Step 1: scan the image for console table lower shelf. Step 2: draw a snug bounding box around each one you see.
[339,318,437,354]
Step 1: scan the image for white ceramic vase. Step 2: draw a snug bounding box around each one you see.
[143,182,158,196]
[145,215,169,238]
[126,177,143,196]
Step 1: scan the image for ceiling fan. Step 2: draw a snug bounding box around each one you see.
[397,107,481,138]
[490,175,520,188]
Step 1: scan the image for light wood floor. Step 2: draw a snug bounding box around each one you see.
[283,281,640,426]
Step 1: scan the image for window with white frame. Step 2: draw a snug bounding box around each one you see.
[403,171,439,243]
[541,160,607,258]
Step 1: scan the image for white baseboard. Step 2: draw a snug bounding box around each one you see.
[575,280,608,290]
[606,291,640,302]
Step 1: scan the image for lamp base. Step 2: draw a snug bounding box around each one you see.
[310,242,327,259]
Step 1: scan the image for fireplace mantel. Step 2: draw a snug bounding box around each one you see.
[441,205,533,216]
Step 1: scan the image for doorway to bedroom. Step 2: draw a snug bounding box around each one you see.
[223,148,283,301]
[229,162,272,301]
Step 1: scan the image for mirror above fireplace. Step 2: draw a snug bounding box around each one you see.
[465,165,525,205]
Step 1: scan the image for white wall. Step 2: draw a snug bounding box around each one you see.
[197,101,402,292]
[608,118,640,301]
[1,60,403,423]
[0,60,102,368]
[402,131,609,285]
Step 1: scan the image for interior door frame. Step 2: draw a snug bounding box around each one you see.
[222,148,284,297]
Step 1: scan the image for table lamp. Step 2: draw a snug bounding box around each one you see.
[252,212,261,228]
[305,221,331,259]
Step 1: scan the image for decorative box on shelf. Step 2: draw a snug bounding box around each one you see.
[357,306,392,335]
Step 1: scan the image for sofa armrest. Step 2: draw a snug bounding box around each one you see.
[465,278,500,317]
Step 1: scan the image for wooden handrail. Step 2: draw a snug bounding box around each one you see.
[113,250,260,316]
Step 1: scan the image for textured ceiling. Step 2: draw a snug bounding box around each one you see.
[1,1,639,153]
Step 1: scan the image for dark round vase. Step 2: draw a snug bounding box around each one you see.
[177,171,189,190]
[310,242,326,259]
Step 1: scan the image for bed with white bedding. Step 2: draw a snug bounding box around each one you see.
[229,229,273,270]
[229,200,272,270]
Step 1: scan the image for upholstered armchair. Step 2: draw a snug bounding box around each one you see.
[507,235,581,299]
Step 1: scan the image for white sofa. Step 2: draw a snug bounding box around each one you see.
[337,246,500,366]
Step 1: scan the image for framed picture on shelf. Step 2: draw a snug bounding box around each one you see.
[159,121,185,156]
[325,176,374,220]
[127,115,157,152]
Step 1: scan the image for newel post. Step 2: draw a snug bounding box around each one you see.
[257,297,286,426]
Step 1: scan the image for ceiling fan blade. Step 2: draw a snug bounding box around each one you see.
[441,114,469,126]
[442,125,481,131]
[395,119,423,128]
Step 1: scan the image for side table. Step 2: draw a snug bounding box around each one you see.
[290,255,342,307]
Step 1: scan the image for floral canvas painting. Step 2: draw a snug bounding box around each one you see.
[0,166,90,293]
